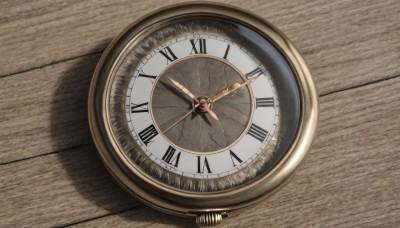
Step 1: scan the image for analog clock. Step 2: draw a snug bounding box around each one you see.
[89,2,318,227]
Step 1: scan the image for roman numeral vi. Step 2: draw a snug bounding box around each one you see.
[197,156,212,174]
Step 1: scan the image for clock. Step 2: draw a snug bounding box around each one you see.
[88,2,318,227]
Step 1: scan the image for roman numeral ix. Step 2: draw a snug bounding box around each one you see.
[162,146,181,167]
[197,156,212,174]
[256,97,274,108]
[138,124,158,146]
[130,102,148,113]
[248,123,268,142]
[159,46,178,63]
[190,39,207,54]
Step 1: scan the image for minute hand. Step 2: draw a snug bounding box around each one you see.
[168,77,199,103]
[210,76,259,103]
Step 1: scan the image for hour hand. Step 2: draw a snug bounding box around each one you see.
[168,77,199,103]
[199,99,219,121]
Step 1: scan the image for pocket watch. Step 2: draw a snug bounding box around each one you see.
[88,2,318,227]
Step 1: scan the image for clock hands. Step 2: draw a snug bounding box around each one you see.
[210,76,259,103]
[164,75,259,131]
[200,99,219,120]
[168,77,218,121]
[162,98,220,133]
[163,104,199,134]
[168,77,199,103]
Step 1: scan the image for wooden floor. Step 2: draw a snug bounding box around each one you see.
[1,0,399,227]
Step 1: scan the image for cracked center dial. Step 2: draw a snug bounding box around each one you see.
[151,56,253,153]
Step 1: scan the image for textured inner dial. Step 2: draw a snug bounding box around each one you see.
[152,57,252,153]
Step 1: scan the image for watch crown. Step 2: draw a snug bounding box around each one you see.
[196,212,224,227]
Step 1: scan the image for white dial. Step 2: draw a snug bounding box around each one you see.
[125,34,279,179]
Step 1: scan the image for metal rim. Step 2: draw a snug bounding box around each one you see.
[88,1,319,217]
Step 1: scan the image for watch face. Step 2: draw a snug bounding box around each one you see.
[127,34,279,179]
[90,3,319,224]
[108,18,301,191]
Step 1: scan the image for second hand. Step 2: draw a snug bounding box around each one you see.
[163,104,200,134]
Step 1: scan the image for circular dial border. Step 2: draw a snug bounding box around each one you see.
[88,2,318,218]
[125,33,279,179]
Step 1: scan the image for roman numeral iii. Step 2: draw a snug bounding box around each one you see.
[130,102,148,113]
[197,156,212,174]
[159,46,178,63]
[255,97,274,108]
[162,146,181,167]
[248,123,268,142]
[138,124,158,146]
[190,39,207,54]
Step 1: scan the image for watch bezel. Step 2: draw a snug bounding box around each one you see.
[88,1,319,217]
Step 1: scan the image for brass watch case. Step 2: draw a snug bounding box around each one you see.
[88,1,319,219]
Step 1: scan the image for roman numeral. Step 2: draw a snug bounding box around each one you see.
[159,46,178,63]
[162,146,181,167]
[197,156,212,174]
[138,124,158,146]
[190,39,207,54]
[130,102,148,113]
[223,44,230,59]
[246,67,263,79]
[256,97,274,108]
[248,123,268,142]
[229,150,243,167]
[138,72,156,79]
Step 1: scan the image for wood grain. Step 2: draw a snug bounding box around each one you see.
[0,54,99,163]
[0,145,139,228]
[0,0,399,94]
[1,0,399,164]
[71,75,400,227]
[0,1,400,163]
[1,77,398,227]
[0,0,399,227]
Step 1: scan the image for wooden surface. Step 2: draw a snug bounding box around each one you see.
[0,0,399,227]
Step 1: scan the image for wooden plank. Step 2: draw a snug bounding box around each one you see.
[0,0,399,94]
[1,0,400,164]
[69,206,195,228]
[75,78,400,227]
[0,54,100,164]
[281,0,400,95]
[0,145,138,228]
[1,76,398,227]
